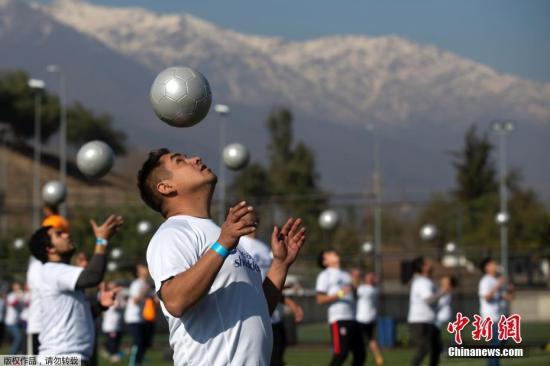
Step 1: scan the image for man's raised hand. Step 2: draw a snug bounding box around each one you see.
[90,215,124,241]
[271,218,306,267]
[218,201,257,250]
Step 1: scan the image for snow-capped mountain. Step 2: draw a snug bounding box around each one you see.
[38,0,550,128]
[1,0,548,197]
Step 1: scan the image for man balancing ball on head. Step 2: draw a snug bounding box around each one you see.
[137,148,306,366]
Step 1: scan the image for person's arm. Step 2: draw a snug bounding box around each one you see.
[263,218,306,314]
[284,297,304,323]
[316,286,351,305]
[75,215,123,289]
[160,202,257,318]
[424,280,450,305]
[483,277,505,301]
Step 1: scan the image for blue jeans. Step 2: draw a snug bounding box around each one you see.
[488,322,500,366]
[7,324,22,354]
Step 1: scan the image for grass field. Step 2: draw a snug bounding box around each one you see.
[2,322,548,365]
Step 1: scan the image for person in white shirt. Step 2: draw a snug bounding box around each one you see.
[26,256,43,355]
[27,215,123,364]
[478,257,514,366]
[137,148,306,366]
[407,256,450,366]
[435,276,456,329]
[356,272,384,366]
[5,281,24,354]
[124,264,152,366]
[102,281,125,363]
[316,249,365,366]
[238,211,304,366]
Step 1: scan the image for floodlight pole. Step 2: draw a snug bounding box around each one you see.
[29,78,45,229]
[47,65,67,216]
[492,120,514,278]
[215,104,230,224]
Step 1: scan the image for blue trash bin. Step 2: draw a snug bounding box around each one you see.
[377,316,395,348]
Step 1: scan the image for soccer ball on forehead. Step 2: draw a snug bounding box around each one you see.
[150,66,212,128]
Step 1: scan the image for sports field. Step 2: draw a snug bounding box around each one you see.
[4,322,547,365]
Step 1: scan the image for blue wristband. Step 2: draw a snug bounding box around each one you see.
[96,238,108,246]
[210,242,229,258]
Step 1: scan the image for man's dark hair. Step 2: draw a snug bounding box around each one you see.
[137,148,172,214]
[449,275,458,288]
[411,256,425,274]
[317,248,335,269]
[479,257,493,274]
[28,226,52,263]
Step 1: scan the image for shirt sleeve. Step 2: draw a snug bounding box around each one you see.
[146,226,202,293]
[45,263,84,292]
[479,277,491,298]
[416,279,434,301]
[315,272,328,294]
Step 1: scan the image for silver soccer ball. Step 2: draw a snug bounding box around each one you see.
[223,143,250,171]
[137,220,152,235]
[319,209,339,230]
[420,224,437,241]
[42,180,67,206]
[150,66,212,128]
[76,140,114,179]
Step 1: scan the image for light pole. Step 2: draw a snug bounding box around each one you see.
[215,104,230,224]
[47,64,67,216]
[492,120,514,278]
[367,124,383,283]
[29,78,46,229]
[0,125,8,235]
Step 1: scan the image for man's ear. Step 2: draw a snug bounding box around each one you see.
[157,180,176,196]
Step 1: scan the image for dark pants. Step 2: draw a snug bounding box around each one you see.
[7,324,23,354]
[128,323,147,366]
[271,322,286,366]
[29,333,40,355]
[329,320,365,366]
[410,323,442,366]
[104,331,122,356]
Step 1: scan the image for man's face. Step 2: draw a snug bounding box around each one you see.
[423,259,433,276]
[323,250,340,268]
[47,227,74,257]
[159,152,217,194]
[485,260,497,275]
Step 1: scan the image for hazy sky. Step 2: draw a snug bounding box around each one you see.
[41,0,550,83]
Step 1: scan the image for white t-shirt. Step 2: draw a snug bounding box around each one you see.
[124,279,149,324]
[238,236,285,324]
[38,262,95,361]
[146,215,273,366]
[356,284,378,324]
[26,257,43,333]
[407,275,436,324]
[20,292,31,322]
[5,291,23,326]
[479,274,504,321]
[436,293,452,327]
[102,293,125,333]
[315,267,355,323]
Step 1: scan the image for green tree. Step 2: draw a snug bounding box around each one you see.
[0,70,61,141]
[451,125,497,202]
[67,103,127,155]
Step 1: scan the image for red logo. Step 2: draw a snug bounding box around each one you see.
[447,313,522,344]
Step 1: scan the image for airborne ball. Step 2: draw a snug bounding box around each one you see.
[42,180,67,206]
[150,66,212,127]
[223,143,250,171]
[420,224,437,241]
[76,140,114,179]
[319,209,339,230]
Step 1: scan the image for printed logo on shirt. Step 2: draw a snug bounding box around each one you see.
[233,248,261,273]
